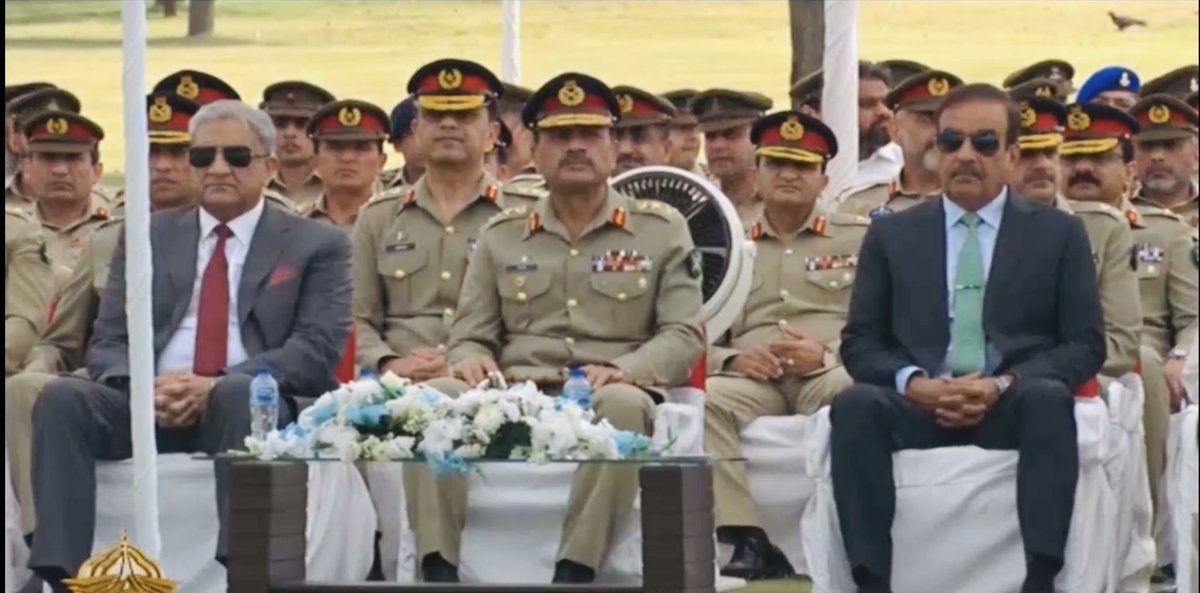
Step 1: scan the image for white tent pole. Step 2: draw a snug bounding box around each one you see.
[120,0,161,557]
[820,0,859,207]
[500,0,521,83]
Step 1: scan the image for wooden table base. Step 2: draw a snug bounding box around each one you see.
[227,463,715,593]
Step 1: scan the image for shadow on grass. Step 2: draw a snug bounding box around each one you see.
[4,35,253,50]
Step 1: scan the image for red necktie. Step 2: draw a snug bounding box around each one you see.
[194,224,232,376]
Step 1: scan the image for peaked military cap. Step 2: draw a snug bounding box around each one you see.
[1139,65,1200,101]
[1076,66,1140,103]
[22,110,104,153]
[1008,77,1061,101]
[260,81,335,118]
[153,70,240,104]
[1128,94,1199,142]
[885,70,962,112]
[306,99,390,141]
[7,88,81,127]
[661,89,700,125]
[751,110,838,164]
[1014,96,1066,150]
[611,85,677,128]
[1059,102,1138,156]
[5,82,57,106]
[876,59,931,87]
[407,58,503,112]
[499,82,535,111]
[789,70,823,108]
[522,72,620,130]
[145,91,200,144]
[1003,59,1075,100]
[691,89,773,132]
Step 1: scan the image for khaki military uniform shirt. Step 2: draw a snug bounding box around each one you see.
[709,208,869,374]
[23,217,121,375]
[837,177,933,218]
[1133,185,1199,231]
[504,172,547,196]
[4,177,116,216]
[5,207,53,377]
[266,171,324,207]
[1125,200,1199,356]
[447,189,705,386]
[379,167,419,192]
[301,193,365,232]
[1056,196,1142,376]
[26,196,114,290]
[353,173,540,368]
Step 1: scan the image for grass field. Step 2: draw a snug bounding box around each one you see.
[6,0,1199,183]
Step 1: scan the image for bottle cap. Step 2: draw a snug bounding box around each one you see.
[568,367,586,379]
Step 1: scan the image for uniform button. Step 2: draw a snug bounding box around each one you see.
[637,277,648,289]
[393,270,407,279]
[779,289,789,298]
[778,319,789,327]
[395,231,405,241]
[567,298,579,308]
[565,337,575,345]
[515,276,527,287]
[829,280,839,288]
[442,308,454,317]
[617,292,628,302]
[445,226,456,235]
[516,291,528,302]
[440,271,452,281]
[842,272,852,281]
[569,249,580,257]
[784,248,794,255]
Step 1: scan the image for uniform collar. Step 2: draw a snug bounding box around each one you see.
[36,193,112,231]
[267,170,322,194]
[405,171,501,214]
[750,204,831,240]
[893,170,941,199]
[526,186,633,241]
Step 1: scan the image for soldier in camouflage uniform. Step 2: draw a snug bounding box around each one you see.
[706,111,864,580]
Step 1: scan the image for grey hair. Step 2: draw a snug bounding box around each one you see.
[189,99,277,154]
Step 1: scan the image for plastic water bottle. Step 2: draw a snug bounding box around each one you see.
[249,367,280,440]
[360,366,379,381]
[561,368,593,410]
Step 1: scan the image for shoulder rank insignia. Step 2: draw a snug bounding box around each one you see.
[482,184,499,202]
[611,207,628,228]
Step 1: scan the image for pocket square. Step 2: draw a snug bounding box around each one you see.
[268,265,299,287]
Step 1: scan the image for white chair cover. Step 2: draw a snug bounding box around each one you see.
[738,414,820,574]
[305,463,377,580]
[802,398,1116,593]
[1104,374,1157,591]
[5,447,31,593]
[1167,405,1199,593]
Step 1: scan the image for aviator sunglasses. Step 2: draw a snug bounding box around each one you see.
[188,145,269,168]
[935,129,1002,157]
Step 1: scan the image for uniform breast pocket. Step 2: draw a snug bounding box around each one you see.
[589,272,653,333]
[377,248,429,313]
[804,268,857,307]
[497,270,552,331]
[1135,263,1164,281]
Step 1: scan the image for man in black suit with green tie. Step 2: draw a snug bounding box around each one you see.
[831,84,1106,593]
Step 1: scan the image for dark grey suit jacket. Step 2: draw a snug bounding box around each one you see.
[86,203,352,396]
[839,191,1106,392]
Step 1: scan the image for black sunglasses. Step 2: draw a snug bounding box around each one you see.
[936,129,1002,157]
[188,145,267,168]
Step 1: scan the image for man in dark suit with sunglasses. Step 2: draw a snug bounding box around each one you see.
[830,84,1105,593]
[26,99,352,589]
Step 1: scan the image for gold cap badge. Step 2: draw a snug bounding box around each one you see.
[176,75,199,100]
[148,97,173,124]
[558,80,586,107]
[437,68,464,90]
[1148,104,1171,125]
[927,77,950,96]
[1067,105,1090,132]
[780,116,805,141]
[1020,103,1036,128]
[617,94,634,114]
[45,117,69,135]
[62,531,178,593]
[1035,86,1054,98]
[338,106,362,127]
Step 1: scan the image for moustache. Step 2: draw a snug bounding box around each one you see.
[951,164,982,179]
[1024,170,1056,184]
[1068,172,1100,186]
[559,155,594,168]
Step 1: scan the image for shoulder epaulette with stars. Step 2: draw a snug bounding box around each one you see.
[364,186,408,207]
[630,199,679,222]
[828,212,871,227]
[1069,200,1122,222]
[5,205,34,221]
[1140,206,1186,224]
[502,184,549,201]
[95,215,127,231]
[482,205,530,229]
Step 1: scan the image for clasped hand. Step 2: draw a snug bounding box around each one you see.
[154,372,217,428]
[906,372,1001,429]
[731,328,825,381]
[454,358,626,388]
[382,347,446,382]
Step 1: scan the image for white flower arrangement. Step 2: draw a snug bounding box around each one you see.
[242,372,660,473]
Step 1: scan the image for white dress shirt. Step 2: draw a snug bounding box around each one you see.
[158,200,265,374]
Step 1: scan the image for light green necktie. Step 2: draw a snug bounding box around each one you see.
[949,212,986,376]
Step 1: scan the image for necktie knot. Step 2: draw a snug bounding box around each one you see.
[213,224,232,240]
[960,211,980,229]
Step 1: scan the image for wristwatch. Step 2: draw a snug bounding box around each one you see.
[1167,347,1188,361]
[993,374,1013,395]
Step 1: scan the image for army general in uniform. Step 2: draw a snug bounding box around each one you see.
[430,73,704,584]
[705,111,865,579]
